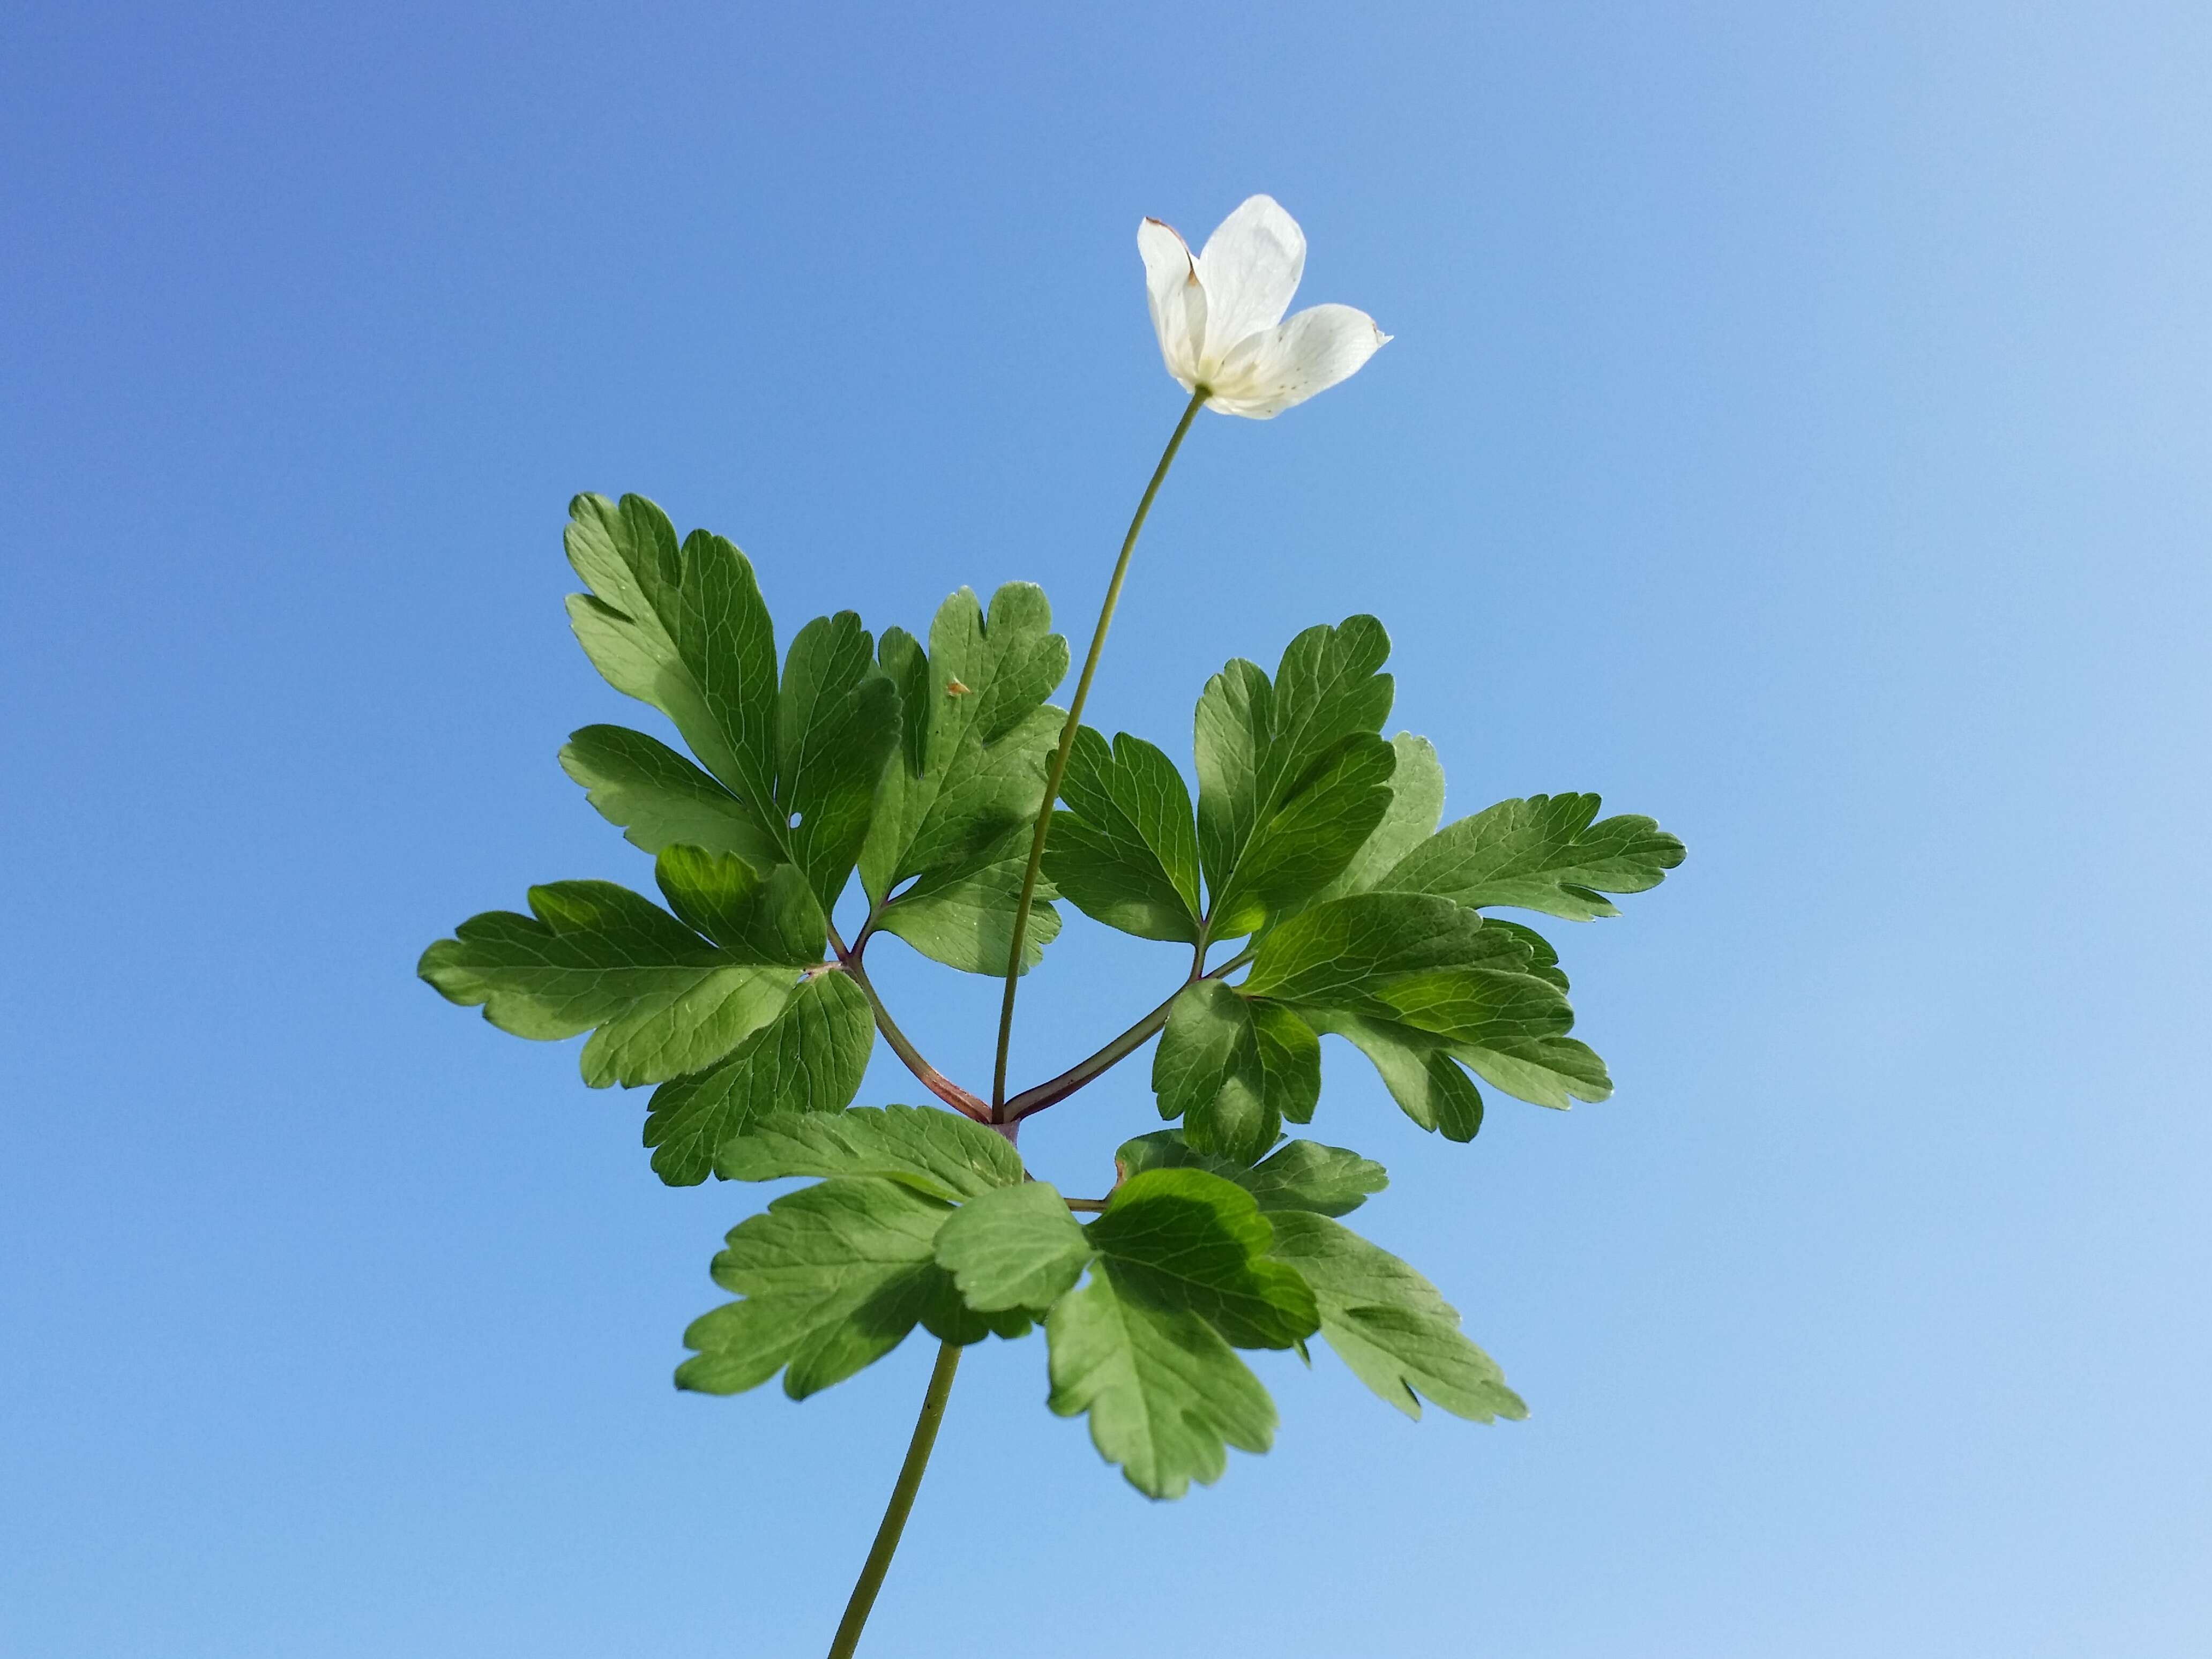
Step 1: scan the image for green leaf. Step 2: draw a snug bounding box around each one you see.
[1311,733,1447,905]
[561,494,900,908]
[558,724,781,866]
[864,588,1068,883]
[774,612,902,907]
[1485,917,1569,991]
[1241,892,1606,1116]
[1046,1262,1276,1500]
[1453,1030,1612,1111]
[677,1177,1017,1400]
[418,876,818,1088]
[1115,1131,1388,1218]
[1149,990,1322,1167]
[1267,1211,1526,1423]
[1151,981,1273,1164]
[933,1182,1094,1314]
[1047,619,1401,946]
[868,828,1062,975]
[1380,793,1686,922]
[715,1103,1024,1200]
[877,624,932,778]
[1194,617,1394,920]
[858,586,1070,972]
[1043,727,1204,943]
[654,848,826,963]
[1239,892,1504,1011]
[1087,1168,1319,1349]
[1236,1139,1389,1216]
[1371,969,1609,1109]
[1303,1011,1486,1141]
[1207,733,1396,938]
[564,494,778,806]
[919,1277,1037,1348]
[640,972,873,1185]
[1112,1128,1239,1183]
[1250,996,1322,1126]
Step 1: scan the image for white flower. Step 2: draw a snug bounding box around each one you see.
[1137,195,1391,419]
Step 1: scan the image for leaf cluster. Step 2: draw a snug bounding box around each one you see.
[686,1107,1523,1498]
[1044,620,1683,1159]
[418,492,1686,1496]
[421,495,1074,1180]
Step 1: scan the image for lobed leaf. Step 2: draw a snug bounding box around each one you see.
[1240,892,1503,1010]
[1086,1168,1318,1350]
[1206,733,1396,938]
[1309,733,1447,906]
[558,724,780,866]
[564,493,778,805]
[1047,625,1456,950]
[417,873,817,1089]
[677,1177,1024,1401]
[868,828,1062,975]
[858,586,1070,973]
[1250,997,1322,1127]
[1045,1264,1276,1501]
[1151,981,1273,1165]
[1234,1138,1389,1217]
[1302,1011,1487,1141]
[1484,917,1569,991]
[1116,1131,1389,1218]
[1194,617,1394,926]
[1237,891,1610,1118]
[1043,727,1204,943]
[655,848,825,963]
[774,613,903,908]
[933,1182,1094,1314]
[1266,1211,1526,1423]
[715,1103,1024,1201]
[1380,792,1685,922]
[641,972,873,1185]
[561,493,901,908]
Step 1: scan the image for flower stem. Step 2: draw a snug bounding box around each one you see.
[990,386,1209,1112]
[825,1340,963,1659]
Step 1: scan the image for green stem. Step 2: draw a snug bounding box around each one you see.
[990,386,1209,1112]
[1002,939,1253,1124]
[827,925,990,1120]
[1001,977,1189,1124]
[825,1340,963,1659]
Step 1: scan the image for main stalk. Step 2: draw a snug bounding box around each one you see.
[825,390,1209,1658]
[825,1341,962,1659]
[989,386,1208,1111]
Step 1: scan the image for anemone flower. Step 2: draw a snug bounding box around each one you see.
[1137,194,1391,419]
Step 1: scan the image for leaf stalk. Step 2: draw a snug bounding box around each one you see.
[1000,939,1252,1124]
[828,925,990,1121]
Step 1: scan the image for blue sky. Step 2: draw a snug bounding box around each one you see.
[4,3,2207,1654]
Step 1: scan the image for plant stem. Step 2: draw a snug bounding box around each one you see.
[990,386,1209,1112]
[825,1340,963,1659]
[1002,976,1190,1123]
[1000,940,1254,1124]
[827,925,990,1120]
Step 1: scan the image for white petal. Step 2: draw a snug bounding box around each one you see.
[1193,195,1306,370]
[1202,303,1391,419]
[1137,217,1204,386]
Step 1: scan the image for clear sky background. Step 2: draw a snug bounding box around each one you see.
[4,4,2207,1655]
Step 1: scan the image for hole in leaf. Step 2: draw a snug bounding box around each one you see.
[788,812,803,828]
